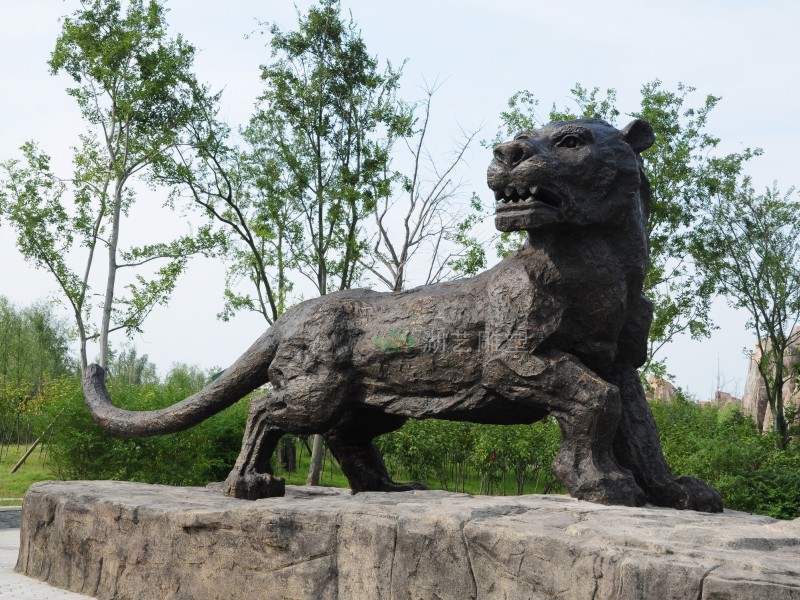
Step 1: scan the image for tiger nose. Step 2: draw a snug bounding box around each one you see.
[492,140,534,169]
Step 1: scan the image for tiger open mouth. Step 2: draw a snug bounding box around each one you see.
[494,185,561,211]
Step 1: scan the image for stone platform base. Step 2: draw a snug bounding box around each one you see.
[16,481,800,599]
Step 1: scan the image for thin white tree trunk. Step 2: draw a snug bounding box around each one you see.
[99,182,124,369]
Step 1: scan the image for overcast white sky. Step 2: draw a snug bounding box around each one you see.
[1,0,798,398]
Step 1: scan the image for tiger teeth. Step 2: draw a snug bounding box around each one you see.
[494,185,541,203]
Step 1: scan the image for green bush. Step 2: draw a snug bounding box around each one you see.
[40,375,247,486]
[19,368,799,519]
[0,297,74,446]
[651,394,800,519]
[376,418,561,495]
[470,421,561,495]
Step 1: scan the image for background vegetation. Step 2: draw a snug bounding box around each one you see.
[0,0,798,521]
[0,333,797,519]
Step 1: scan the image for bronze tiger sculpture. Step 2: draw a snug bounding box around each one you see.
[83,118,723,512]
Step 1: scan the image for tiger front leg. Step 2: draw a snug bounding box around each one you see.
[549,378,645,507]
[610,364,723,512]
[486,351,646,507]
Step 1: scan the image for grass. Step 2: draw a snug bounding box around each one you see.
[0,440,562,503]
[0,441,353,502]
[274,442,563,496]
[0,444,56,504]
[274,444,350,489]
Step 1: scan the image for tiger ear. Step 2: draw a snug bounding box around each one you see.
[621,119,654,153]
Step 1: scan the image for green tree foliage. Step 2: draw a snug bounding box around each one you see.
[0,297,72,396]
[0,0,220,372]
[651,395,800,519]
[247,0,409,298]
[694,183,800,446]
[41,367,246,485]
[0,298,73,446]
[154,93,302,324]
[490,82,760,376]
[376,419,561,495]
[163,362,215,394]
[444,194,490,279]
[105,343,158,385]
[0,143,94,370]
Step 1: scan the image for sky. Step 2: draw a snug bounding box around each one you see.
[1,0,799,399]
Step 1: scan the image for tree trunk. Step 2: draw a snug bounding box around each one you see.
[76,318,88,375]
[306,164,327,488]
[772,400,789,449]
[773,362,789,449]
[306,434,325,486]
[99,182,124,369]
[277,437,297,472]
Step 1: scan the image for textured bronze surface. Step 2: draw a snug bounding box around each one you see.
[83,118,722,511]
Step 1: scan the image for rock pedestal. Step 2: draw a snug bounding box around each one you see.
[16,481,800,599]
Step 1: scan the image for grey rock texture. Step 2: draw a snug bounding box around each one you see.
[17,481,800,600]
[644,375,677,403]
[741,326,800,432]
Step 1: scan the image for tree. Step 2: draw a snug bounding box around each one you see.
[0,0,219,372]
[106,343,158,385]
[695,183,800,447]
[0,297,73,396]
[255,0,409,486]
[156,96,302,325]
[364,84,485,291]
[250,0,408,299]
[490,82,759,377]
[163,362,213,395]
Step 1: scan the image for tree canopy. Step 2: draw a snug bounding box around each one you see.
[694,182,800,445]
[0,0,220,372]
[0,297,72,396]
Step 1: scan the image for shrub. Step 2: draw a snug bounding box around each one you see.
[376,418,561,495]
[651,394,800,519]
[40,375,247,486]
